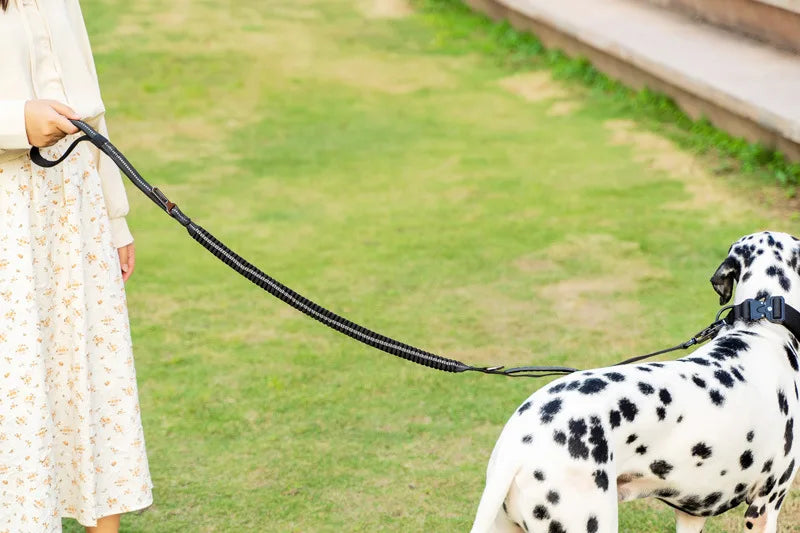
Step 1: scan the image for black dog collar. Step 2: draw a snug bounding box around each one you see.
[721,296,800,341]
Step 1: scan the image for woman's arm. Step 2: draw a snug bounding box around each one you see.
[0,100,31,152]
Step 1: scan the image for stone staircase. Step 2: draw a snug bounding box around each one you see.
[464,0,800,161]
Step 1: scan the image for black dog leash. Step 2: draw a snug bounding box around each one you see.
[29,121,800,378]
[32,120,577,378]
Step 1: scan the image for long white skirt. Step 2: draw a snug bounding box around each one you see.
[0,134,153,531]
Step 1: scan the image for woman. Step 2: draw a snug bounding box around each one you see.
[0,1,154,532]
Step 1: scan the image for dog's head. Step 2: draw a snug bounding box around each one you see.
[711,231,800,306]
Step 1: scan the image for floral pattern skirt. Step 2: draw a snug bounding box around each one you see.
[0,135,153,531]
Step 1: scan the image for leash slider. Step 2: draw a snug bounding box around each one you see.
[152,186,176,213]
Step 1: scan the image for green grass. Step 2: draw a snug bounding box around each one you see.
[64,0,799,531]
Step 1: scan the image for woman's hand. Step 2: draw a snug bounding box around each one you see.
[24,99,80,147]
[118,242,136,283]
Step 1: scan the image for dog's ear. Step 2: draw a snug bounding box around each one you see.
[710,256,741,305]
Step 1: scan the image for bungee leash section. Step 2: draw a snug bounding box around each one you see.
[29,121,800,379]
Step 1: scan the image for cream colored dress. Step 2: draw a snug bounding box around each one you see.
[0,0,153,530]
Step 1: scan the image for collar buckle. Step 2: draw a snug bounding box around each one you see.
[746,295,785,323]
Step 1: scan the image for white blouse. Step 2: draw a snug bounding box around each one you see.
[0,0,133,248]
[22,0,68,103]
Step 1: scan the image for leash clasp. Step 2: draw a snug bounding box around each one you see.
[690,320,726,345]
[746,296,785,323]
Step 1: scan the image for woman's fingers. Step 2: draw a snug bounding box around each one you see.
[118,243,136,283]
[48,100,80,120]
[54,114,79,135]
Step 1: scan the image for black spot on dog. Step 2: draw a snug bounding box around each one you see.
[656,407,666,420]
[638,366,653,372]
[636,445,647,455]
[638,382,654,395]
[587,516,598,533]
[686,357,710,366]
[626,434,638,444]
[703,492,722,507]
[779,459,795,484]
[549,383,567,394]
[553,430,567,445]
[776,494,786,510]
[546,490,559,504]
[540,399,562,423]
[604,372,625,382]
[714,370,735,388]
[522,434,533,444]
[762,459,773,473]
[779,390,789,415]
[759,475,776,497]
[731,367,746,382]
[588,419,609,464]
[568,418,590,460]
[755,289,770,301]
[735,483,747,493]
[533,505,549,520]
[650,460,673,479]
[745,503,760,518]
[549,521,566,533]
[518,402,532,415]
[785,418,794,455]
[619,398,638,422]
[658,389,672,405]
[747,430,755,442]
[692,443,712,460]
[593,470,609,491]
[709,336,749,361]
[709,389,725,406]
[534,470,545,481]
[720,470,727,476]
[742,271,752,282]
[566,381,581,391]
[579,378,608,395]
[692,376,706,388]
[740,450,754,470]
[786,345,799,371]
[679,495,702,513]
[609,410,621,429]
[654,488,679,498]
[677,415,683,423]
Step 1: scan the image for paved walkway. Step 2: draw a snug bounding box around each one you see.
[467,0,800,161]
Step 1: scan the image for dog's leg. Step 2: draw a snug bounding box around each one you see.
[743,499,781,533]
[505,466,618,533]
[674,509,706,533]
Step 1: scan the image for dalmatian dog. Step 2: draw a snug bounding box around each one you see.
[471,231,800,533]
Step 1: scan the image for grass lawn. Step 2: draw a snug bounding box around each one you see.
[67,0,799,530]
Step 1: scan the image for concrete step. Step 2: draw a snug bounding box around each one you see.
[465,0,800,162]
[640,0,800,53]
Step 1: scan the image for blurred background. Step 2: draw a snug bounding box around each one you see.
[70,0,800,530]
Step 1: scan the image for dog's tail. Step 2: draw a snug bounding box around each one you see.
[469,450,520,533]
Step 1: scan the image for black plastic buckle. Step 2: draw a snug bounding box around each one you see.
[747,296,785,323]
